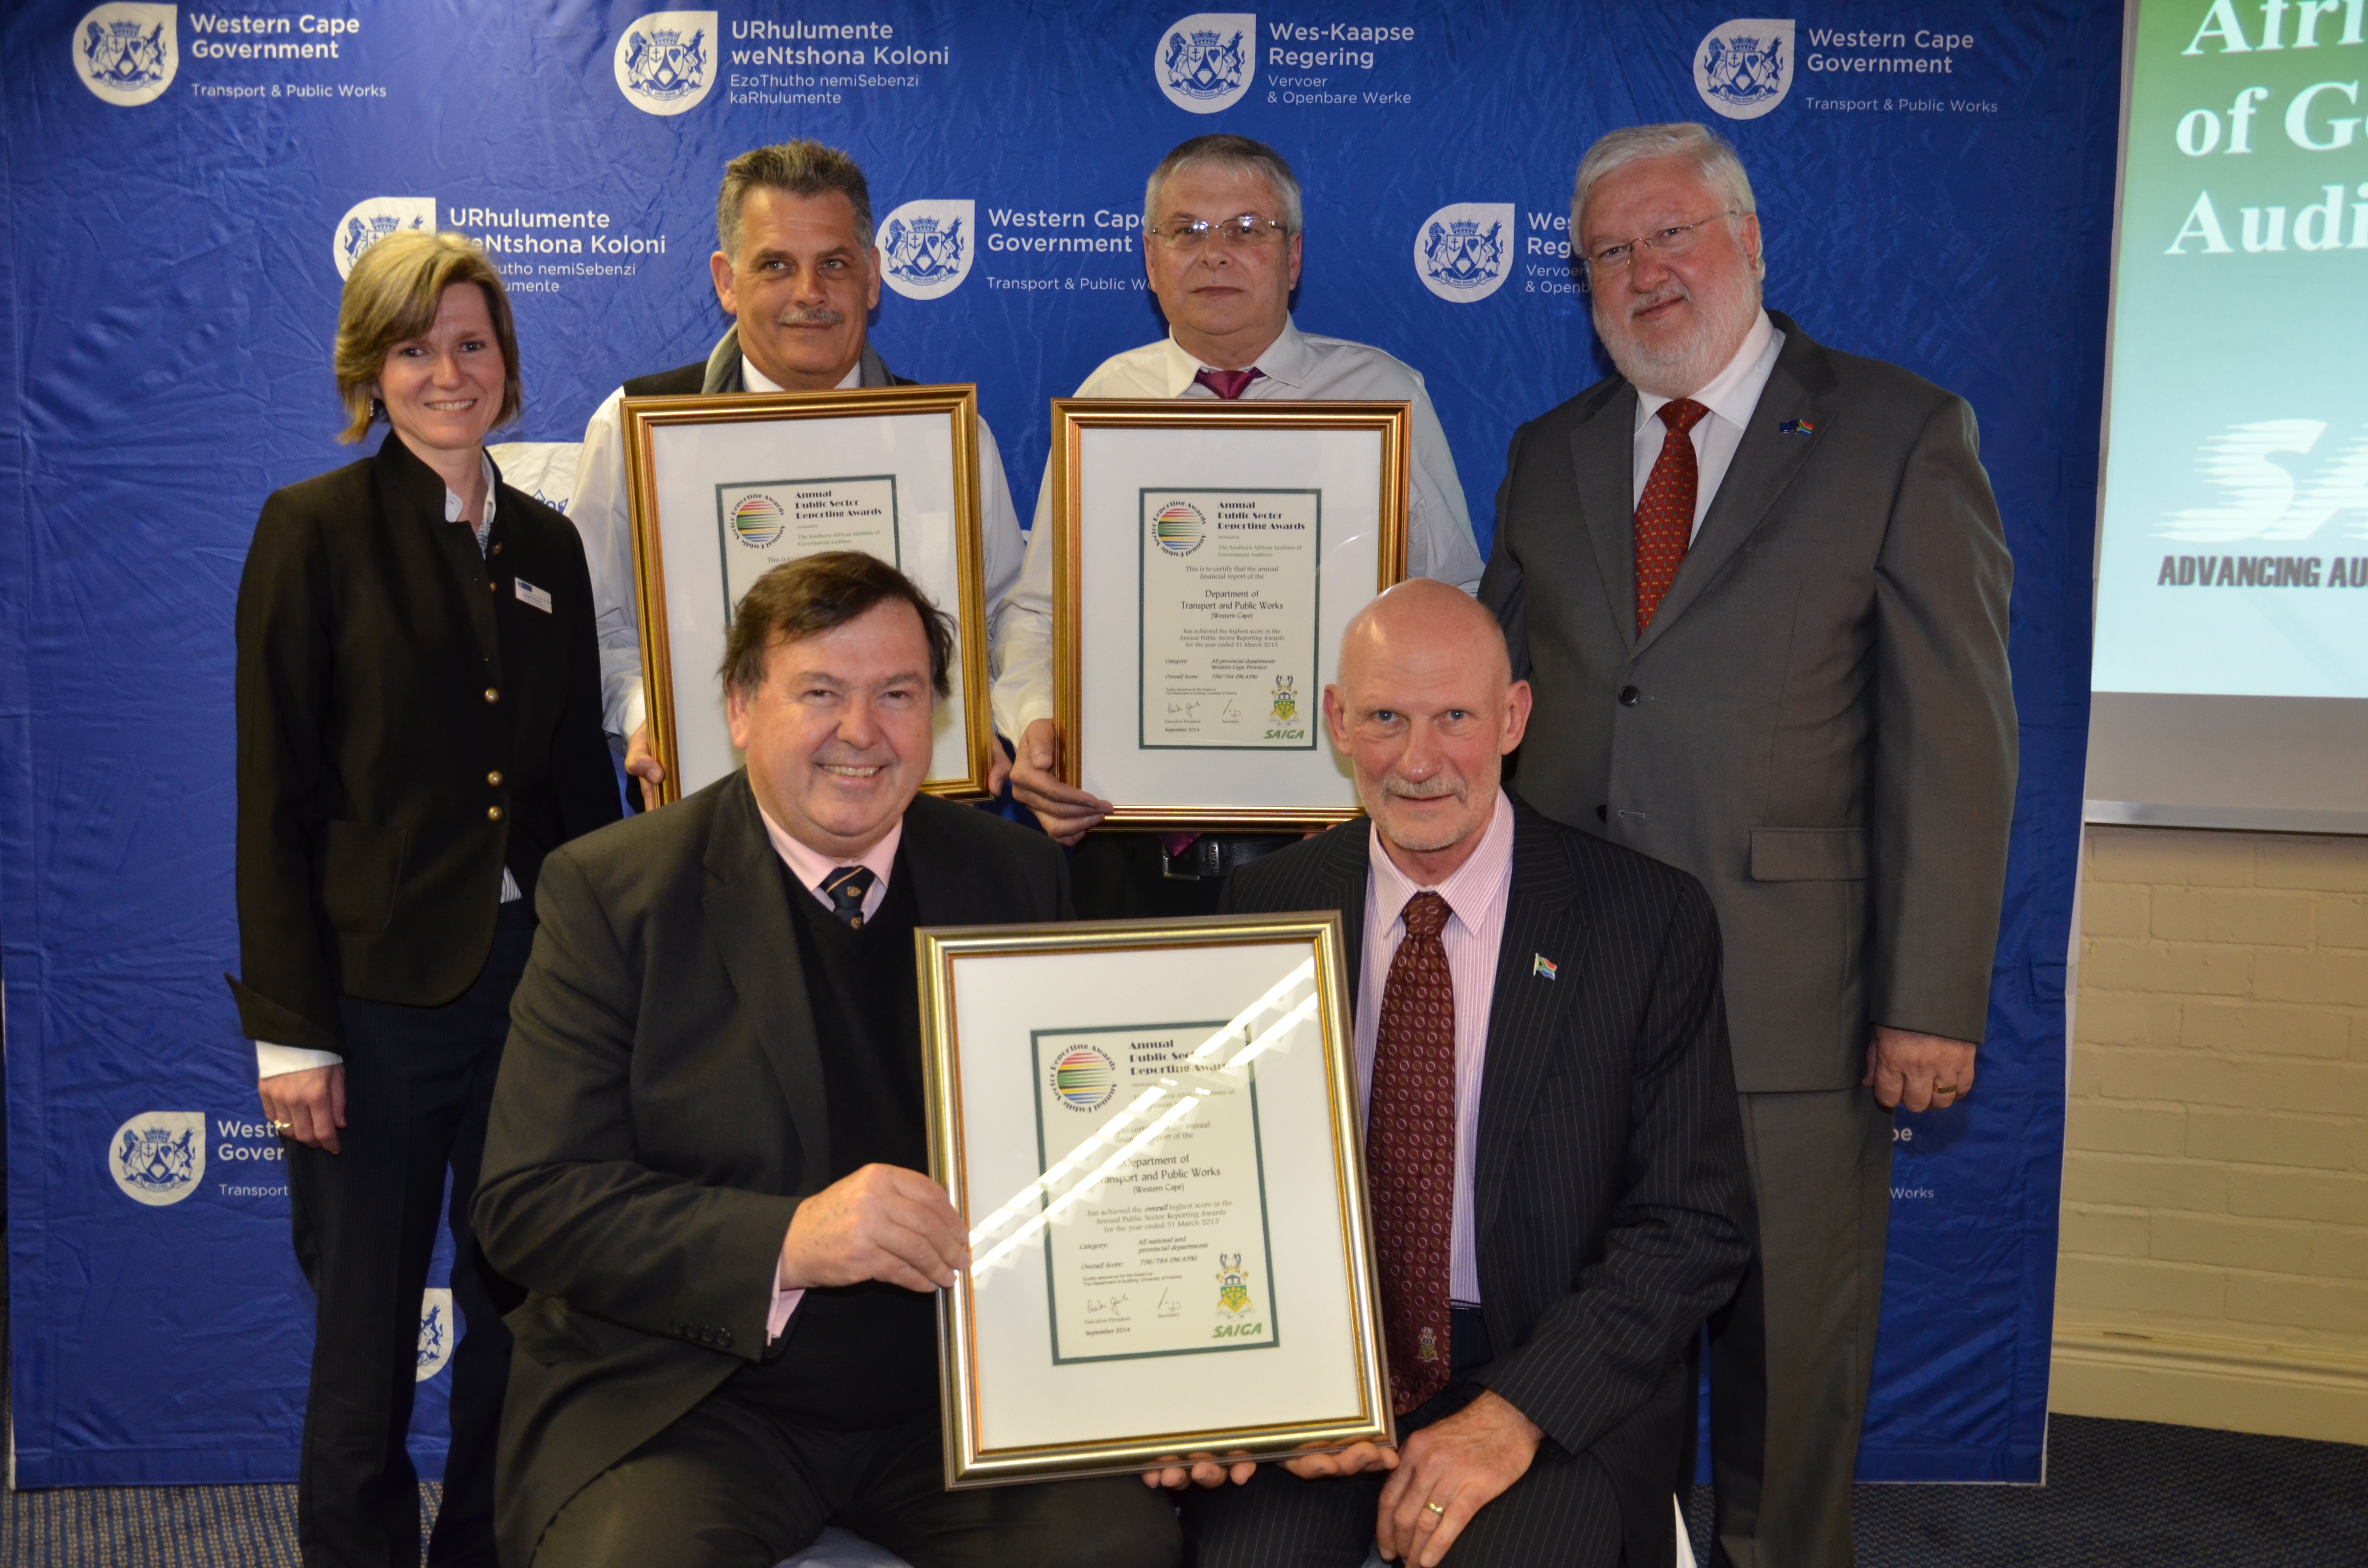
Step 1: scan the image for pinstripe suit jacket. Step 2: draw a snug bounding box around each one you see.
[1221,796,1754,1565]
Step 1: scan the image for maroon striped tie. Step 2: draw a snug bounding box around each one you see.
[1369,891,1456,1414]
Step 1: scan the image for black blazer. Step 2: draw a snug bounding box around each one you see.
[472,774,1071,1566]
[229,433,619,1051]
[1222,797,1754,1568]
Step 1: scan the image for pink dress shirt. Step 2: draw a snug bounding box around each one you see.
[754,802,903,1341]
[1355,790,1516,1307]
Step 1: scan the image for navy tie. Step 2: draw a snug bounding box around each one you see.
[819,866,876,929]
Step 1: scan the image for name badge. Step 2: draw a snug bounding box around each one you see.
[514,578,553,614]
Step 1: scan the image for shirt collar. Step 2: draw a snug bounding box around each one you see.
[1635,308,1778,435]
[441,452,498,529]
[740,356,864,395]
[1159,316,1310,396]
[755,796,903,898]
[1367,788,1516,937]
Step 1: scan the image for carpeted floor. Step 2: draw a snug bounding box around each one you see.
[1,1415,2361,1567]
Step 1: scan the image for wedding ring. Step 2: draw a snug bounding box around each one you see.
[1935,1084,1959,1096]
[1425,1502,1447,1516]
[268,1120,293,1133]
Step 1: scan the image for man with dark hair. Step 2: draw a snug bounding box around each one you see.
[569,140,1025,805]
[473,554,1180,1568]
[999,133,1484,917]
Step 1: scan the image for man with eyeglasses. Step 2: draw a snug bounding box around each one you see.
[996,133,1484,918]
[1480,122,2017,1568]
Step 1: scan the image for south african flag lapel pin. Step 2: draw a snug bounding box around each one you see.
[1533,954,1558,980]
[1778,418,1817,436]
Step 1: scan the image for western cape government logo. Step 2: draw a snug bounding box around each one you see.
[730,493,786,546]
[1157,12,1255,114]
[109,1111,206,1206]
[1415,203,1515,304]
[1695,19,1795,121]
[1152,502,1207,555]
[1050,1045,1118,1112]
[615,11,717,117]
[879,199,975,301]
[417,1288,455,1381]
[73,3,178,105]
[333,196,435,281]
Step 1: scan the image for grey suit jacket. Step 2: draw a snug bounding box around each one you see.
[471,773,1071,1565]
[1480,312,2017,1092]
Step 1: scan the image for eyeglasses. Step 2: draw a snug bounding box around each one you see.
[1149,214,1292,250]
[1580,211,1741,279]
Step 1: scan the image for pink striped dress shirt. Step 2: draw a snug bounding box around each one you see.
[1356,790,1517,1307]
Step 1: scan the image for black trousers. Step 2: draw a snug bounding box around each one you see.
[532,1398,1182,1568]
[286,908,533,1568]
[1181,1311,1625,1568]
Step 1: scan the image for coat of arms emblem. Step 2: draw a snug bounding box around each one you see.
[71,4,178,105]
[1422,219,1506,292]
[1270,675,1299,724]
[613,12,719,117]
[108,1111,206,1207]
[878,200,977,300]
[1154,13,1256,114]
[1693,20,1797,122]
[1215,1253,1254,1317]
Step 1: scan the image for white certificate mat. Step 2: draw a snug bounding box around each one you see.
[923,917,1387,1485]
[622,388,989,801]
[1054,403,1411,829]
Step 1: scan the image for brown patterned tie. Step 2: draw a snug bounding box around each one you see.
[1369,890,1456,1415]
[1634,398,1709,634]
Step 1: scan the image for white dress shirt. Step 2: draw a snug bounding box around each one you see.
[755,802,905,1339]
[569,355,1027,739]
[1354,791,1516,1307]
[990,319,1486,741]
[256,453,518,1079]
[1630,310,1784,541]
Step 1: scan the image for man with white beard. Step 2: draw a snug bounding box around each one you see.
[1478,122,2018,1568]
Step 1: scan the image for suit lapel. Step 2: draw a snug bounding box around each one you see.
[895,797,1004,927]
[1566,381,1642,657]
[703,775,832,1181]
[1473,803,1590,1246]
[1313,824,1372,1011]
[1635,313,1838,654]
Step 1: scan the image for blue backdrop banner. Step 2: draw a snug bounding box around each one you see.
[0,0,2114,1486]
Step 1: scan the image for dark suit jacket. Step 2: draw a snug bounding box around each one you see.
[230,433,619,1050]
[1480,312,2018,1092]
[472,773,1071,1567]
[1221,798,1753,1568]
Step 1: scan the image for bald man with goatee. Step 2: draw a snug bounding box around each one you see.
[1160,581,1754,1568]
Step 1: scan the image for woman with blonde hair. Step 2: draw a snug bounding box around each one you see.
[229,229,619,1565]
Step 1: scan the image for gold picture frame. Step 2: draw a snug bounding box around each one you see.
[622,384,993,805]
[1049,400,1413,831]
[918,912,1392,1487]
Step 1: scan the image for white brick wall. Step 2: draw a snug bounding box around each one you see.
[2054,826,2368,1442]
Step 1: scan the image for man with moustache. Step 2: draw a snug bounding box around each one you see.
[998,134,1484,915]
[1159,580,1753,1568]
[568,140,1026,805]
[1479,123,2017,1568]
[473,553,1180,1568]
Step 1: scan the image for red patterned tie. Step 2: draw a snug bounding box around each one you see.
[1193,366,1264,400]
[1369,890,1456,1415]
[1634,398,1709,634]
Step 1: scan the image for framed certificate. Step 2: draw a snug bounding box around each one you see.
[919,913,1392,1486]
[1050,401,1412,830]
[621,386,993,804]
